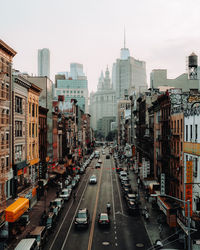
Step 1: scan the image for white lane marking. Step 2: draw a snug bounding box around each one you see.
[110,159,116,220]
[49,171,90,250]
[115,236,117,240]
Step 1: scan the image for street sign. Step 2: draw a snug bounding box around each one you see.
[160,173,165,195]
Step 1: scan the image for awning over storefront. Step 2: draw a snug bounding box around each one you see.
[157,196,178,227]
[52,166,65,175]
[5,198,29,223]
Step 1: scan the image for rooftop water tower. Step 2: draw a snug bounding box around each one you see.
[188,52,198,80]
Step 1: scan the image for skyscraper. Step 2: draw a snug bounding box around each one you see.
[112,35,147,100]
[38,48,50,78]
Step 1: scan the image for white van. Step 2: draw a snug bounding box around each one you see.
[15,238,38,250]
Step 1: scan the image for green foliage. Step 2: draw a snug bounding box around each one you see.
[106,130,117,141]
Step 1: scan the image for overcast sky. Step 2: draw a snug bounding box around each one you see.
[1,0,200,93]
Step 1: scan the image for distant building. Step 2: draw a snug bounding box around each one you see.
[112,41,147,100]
[150,53,200,91]
[38,48,50,78]
[89,67,116,132]
[54,64,88,113]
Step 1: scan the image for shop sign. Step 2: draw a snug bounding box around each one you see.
[185,161,193,217]
[160,173,165,195]
[17,169,23,176]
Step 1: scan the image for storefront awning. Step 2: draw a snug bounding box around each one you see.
[53,167,65,175]
[5,198,29,222]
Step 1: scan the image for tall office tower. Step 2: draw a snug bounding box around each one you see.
[38,48,50,78]
[54,63,88,113]
[112,36,147,99]
[70,63,85,79]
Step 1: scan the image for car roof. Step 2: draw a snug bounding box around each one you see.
[91,175,96,178]
[78,208,87,213]
[100,213,108,216]
[30,226,46,235]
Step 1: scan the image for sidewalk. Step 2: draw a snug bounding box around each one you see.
[128,168,184,249]
[7,185,57,250]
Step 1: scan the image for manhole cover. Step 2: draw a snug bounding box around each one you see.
[102,241,110,246]
[136,243,144,247]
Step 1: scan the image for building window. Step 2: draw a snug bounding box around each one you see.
[15,121,22,137]
[194,158,198,174]
[29,123,31,137]
[32,103,35,117]
[181,119,183,133]
[15,96,23,114]
[186,125,188,141]
[32,124,35,137]
[190,124,192,140]
[195,124,198,140]
[36,105,38,117]
[177,141,179,154]
[29,103,31,114]
[15,145,22,162]
[174,121,176,133]
[177,120,179,133]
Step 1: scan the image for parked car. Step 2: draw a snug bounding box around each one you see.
[49,198,64,210]
[98,159,102,164]
[98,213,110,227]
[79,167,85,174]
[28,226,47,249]
[59,188,71,201]
[46,212,56,233]
[74,208,90,229]
[71,179,77,189]
[49,205,59,217]
[89,175,97,184]
[15,238,38,250]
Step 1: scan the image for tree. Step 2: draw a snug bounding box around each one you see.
[106,130,117,141]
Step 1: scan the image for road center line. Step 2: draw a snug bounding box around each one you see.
[87,157,103,250]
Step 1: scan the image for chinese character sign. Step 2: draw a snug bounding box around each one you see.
[185,161,193,217]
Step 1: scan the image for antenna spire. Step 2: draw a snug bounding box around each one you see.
[124,27,126,48]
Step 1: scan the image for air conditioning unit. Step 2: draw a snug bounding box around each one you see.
[194,172,197,177]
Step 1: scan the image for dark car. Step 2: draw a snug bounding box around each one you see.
[116,167,123,173]
[106,155,110,159]
[46,212,56,232]
[124,193,139,215]
[122,184,132,195]
[98,213,110,227]
[95,163,101,169]
[74,208,90,228]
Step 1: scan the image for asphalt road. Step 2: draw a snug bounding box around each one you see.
[44,148,151,250]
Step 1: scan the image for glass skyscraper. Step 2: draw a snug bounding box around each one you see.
[38,48,50,78]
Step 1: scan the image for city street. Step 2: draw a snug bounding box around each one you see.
[44,150,151,250]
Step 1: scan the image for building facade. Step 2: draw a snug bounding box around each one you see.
[0,40,16,217]
[12,75,31,197]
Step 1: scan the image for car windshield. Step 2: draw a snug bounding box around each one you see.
[77,212,87,218]
[47,218,52,224]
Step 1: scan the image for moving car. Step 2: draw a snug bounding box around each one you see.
[98,213,110,227]
[89,175,97,184]
[106,155,110,159]
[98,159,102,164]
[15,238,38,250]
[74,208,90,228]
[95,163,101,169]
[59,188,71,201]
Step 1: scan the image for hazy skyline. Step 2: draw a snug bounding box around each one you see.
[1,0,200,93]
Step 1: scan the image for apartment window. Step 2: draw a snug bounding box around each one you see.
[15,121,22,137]
[36,105,38,117]
[190,124,192,140]
[194,158,198,173]
[32,104,35,117]
[177,120,179,133]
[195,124,198,140]
[177,141,179,154]
[29,103,31,114]
[36,124,37,137]
[181,142,183,152]
[186,155,188,162]
[186,125,188,141]
[74,91,76,93]
[6,157,9,168]
[15,145,22,162]
[32,123,35,137]
[29,123,31,137]
[77,91,80,93]
[15,96,23,114]
[174,121,176,133]
[181,119,183,133]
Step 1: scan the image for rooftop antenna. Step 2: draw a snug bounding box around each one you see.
[124,26,126,49]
